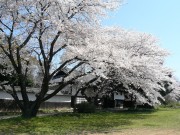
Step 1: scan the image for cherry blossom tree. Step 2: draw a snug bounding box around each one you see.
[0,0,178,118]
[65,27,176,106]
[0,0,121,118]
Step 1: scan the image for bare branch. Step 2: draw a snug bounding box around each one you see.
[52,44,67,56]
[49,57,78,79]
[24,60,30,78]
[48,31,62,62]
[34,49,45,75]
[42,83,66,102]
[10,85,24,110]
[19,21,39,49]
[66,61,84,76]
[0,20,12,31]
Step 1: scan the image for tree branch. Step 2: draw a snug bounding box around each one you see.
[49,57,78,79]
[48,31,62,63]
[34,49,45,75]
[10,85,24,110]
[43,72,88,102]
[41,83,67,102]
[66,61,84,76]
[16,48,29,103]
[52,44,67,57]
[0,45,18,72]
[0,20,12,31]
[74,77,98,97]
[24,60,30,78]
[19,21,39,49]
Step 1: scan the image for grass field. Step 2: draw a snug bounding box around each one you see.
[0,108,180,134]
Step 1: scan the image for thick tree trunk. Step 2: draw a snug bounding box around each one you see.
[21,101,41,118]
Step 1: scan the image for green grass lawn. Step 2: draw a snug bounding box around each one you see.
[0,108,180,134]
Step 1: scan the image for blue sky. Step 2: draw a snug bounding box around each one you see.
[103,0,180,80]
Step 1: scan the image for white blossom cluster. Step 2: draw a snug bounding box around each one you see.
[64,27,179,105]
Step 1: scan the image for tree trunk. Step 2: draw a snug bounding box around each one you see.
[21,101,40,118]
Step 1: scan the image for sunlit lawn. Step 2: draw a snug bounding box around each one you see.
[0,108,180,134]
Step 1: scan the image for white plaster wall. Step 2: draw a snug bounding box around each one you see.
[0,91,71,103]
[0,91,13,100]
[46,95,71,103]
[114,92,125,100]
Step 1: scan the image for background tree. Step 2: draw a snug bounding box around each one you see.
[160,74,180,103]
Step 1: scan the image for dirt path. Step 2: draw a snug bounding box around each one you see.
[89,129,180,135]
